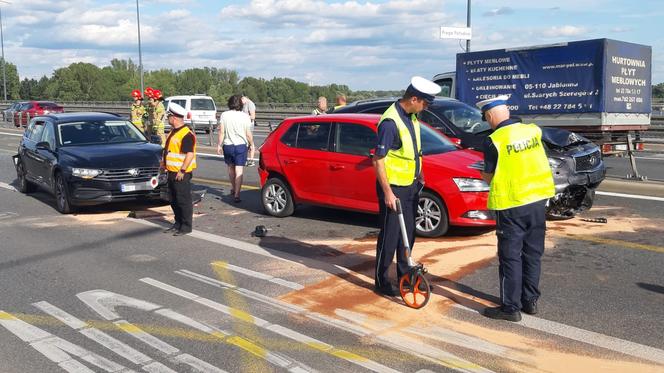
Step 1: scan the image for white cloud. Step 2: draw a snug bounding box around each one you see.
[542,25,589,38]
[483,7,514,17]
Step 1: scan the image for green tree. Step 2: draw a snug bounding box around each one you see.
[0,59,21,100]
[653,82,664,99]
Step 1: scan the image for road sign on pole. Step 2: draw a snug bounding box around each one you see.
[440,26,472,40]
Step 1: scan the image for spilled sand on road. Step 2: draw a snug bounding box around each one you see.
[280,210,664,372]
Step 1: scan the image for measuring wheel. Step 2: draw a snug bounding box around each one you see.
[398,264,431,309]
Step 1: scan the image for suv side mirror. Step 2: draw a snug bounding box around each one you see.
[150,135,162,145]
[36,141,51,151]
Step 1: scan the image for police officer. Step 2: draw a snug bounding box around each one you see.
[372,76,441,296]
[162,103,197,236]
[130,89,147,133]
[478,95,555,321]
[151,89,166,146]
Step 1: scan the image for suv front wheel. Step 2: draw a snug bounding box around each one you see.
[262,177,295,217]
[416,190,449,237]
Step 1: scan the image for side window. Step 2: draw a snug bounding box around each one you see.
[336,123,376,156]
[296,123,331,151]
[41,122,56,148]
[419,110,453,136]
[28,121,46,142]
[174,99,187,109]
[280,124,298,147]
[435,78,453,97]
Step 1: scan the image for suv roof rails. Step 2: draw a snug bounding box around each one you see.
[349,97,398,106]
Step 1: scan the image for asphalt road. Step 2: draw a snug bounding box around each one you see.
[0,124,663,372]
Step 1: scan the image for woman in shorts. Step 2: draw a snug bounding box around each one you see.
[216,95,255,203]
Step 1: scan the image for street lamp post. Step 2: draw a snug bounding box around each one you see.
[466,0,471,52]
[136,0,144,94]
[0,0,10,101]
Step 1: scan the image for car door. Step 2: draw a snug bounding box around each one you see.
[21,120,46,185]
[278,121,335,203]
[33,121,58,188]
[327,121,379,212]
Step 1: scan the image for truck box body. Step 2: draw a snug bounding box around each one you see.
[443,39,652,132]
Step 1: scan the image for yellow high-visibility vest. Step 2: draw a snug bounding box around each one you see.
[378,103,421,186]
[165,126,197,173]
[487,123,555,210]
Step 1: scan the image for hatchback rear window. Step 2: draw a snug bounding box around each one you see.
[191,99,215,111]
[39,102,60,109]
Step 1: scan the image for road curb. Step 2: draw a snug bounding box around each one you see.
[599,177,664,198]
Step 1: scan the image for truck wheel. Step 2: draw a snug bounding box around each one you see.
[416,190,449,237]
[262,177,295,217]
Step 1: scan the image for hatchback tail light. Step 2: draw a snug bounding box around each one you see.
[187,112,192,120]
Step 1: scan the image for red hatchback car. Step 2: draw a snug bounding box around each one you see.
[14,101,64,127]
[258,113,495,237]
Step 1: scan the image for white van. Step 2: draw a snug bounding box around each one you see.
[164,94,217,132]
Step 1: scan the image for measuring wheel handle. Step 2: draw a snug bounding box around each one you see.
[398,268,431,309]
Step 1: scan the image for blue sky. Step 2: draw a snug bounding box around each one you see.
[2,0,662,90]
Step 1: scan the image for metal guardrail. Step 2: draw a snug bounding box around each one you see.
[1,101,664,138]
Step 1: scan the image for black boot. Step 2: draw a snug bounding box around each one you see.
[521,299,538,315]
[483,306,522,322]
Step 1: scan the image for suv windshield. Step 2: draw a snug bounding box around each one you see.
[421,124,458,155]
[58,120,146,146]
[430,102,490,134]
[191,99,215,110]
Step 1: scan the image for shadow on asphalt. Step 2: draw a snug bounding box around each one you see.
[636,282,664,295]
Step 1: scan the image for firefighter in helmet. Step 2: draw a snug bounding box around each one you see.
[130,89,147,133]
[150,89,166,146]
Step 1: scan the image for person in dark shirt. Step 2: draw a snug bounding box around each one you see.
[372,76,441,297]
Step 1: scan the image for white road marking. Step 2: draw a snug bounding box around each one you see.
[128,218,347,277]
[451,303,664,365]
[0,181,17,192]
[211,261,304,290]
[77,290,309,372]
[0,310,132,373]
[0,131,22,137]
[33,301,175,371]
[596,191,664,202]
[141,277,406,373]
[166,272,494,373]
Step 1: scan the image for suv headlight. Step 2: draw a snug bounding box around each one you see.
[453,178,489,192]
[548,157,563,168]
[72,168,102,179]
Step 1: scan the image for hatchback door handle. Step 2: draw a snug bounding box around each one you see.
[284,159,299,165]
[330,164,345,170]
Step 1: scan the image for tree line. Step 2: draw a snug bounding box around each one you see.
[3,58,664,104]
[1,58,402,105]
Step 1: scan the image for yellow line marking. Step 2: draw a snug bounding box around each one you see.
[564,234,664,254]
[193,177,260,190]
[211,261,269,372]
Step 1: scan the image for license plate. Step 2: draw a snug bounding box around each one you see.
[121,181,150,193]
[615,144,627,151]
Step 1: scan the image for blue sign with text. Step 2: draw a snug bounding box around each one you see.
[456,39,651,115]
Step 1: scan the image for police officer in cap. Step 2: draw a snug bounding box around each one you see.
[372,76,441,296]
[162,103,197,236]
[478,95,555,321]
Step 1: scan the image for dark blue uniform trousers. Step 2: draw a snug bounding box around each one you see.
[495,200,547,313]
[375,182,418,288]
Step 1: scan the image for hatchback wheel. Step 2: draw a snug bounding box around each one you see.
[54,173,74,214]
[416,190,449,237]
[262,177,295,217]
[16,160,36,193]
